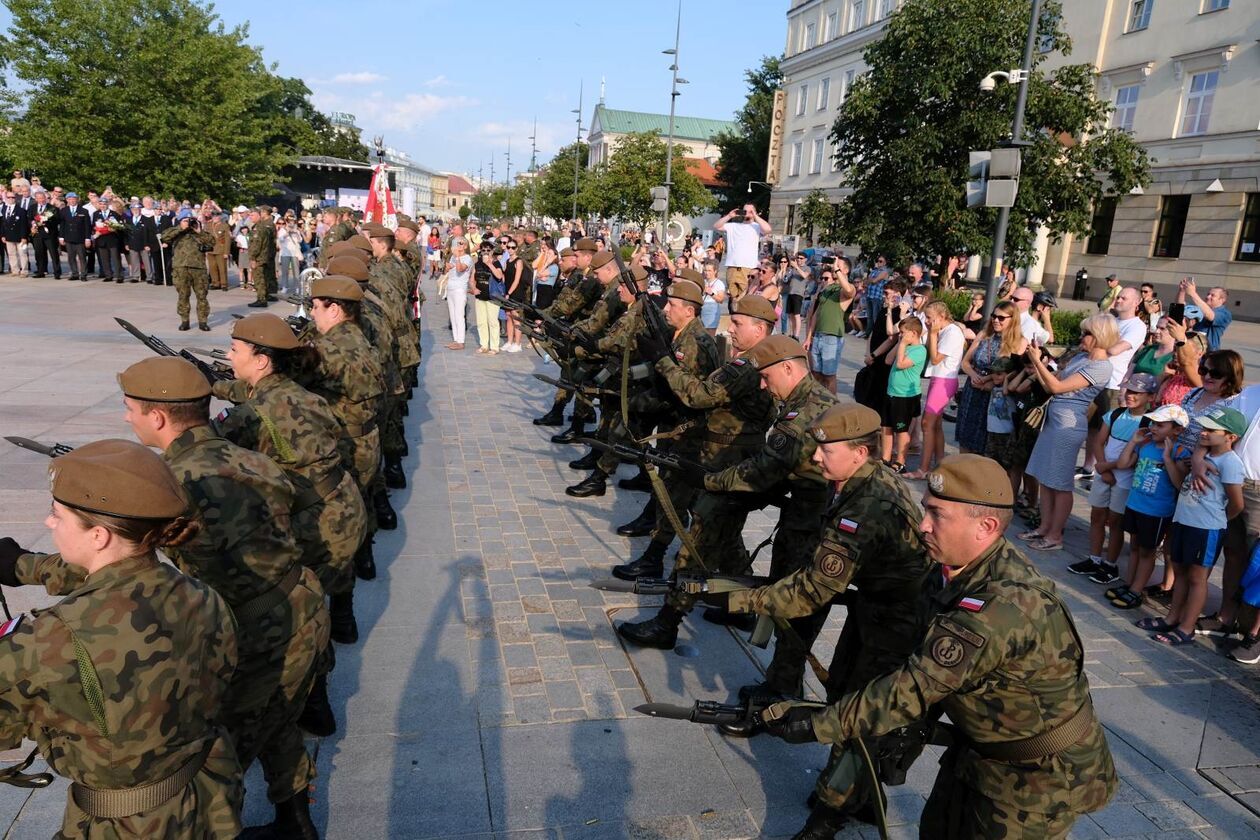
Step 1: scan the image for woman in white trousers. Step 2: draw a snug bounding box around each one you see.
[445,237,472,350]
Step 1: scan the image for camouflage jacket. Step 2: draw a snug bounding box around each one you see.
[3,553,241,838]
[303,320,384,436]
[704,374,837,530]
[516,240,540,265]
[395,243,425,309]
[636,317,720,447]
[812,538,1117,817]
[596,297,646,357]
[358,286,403,397]
[730,459,932,684]
[656,351,776,470]
[369,256,420,369]
[247,217,276,261]
[572,286,626,342]
[317,223,353,268]
[546,269,601,320]
[160,226,213,269]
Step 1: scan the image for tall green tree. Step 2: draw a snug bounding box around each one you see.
[829,0,1150,269]
[535,141,595,221]
[714,56,783,214]
[795,188,834,242]
[1,0,293,201]
[587,131,713,230]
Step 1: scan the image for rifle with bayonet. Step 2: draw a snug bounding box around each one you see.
[4,436,74,458]
[635,697,827,727]
[575,436,709,479]
[490,293,575,343]
[114,318,234,383]
[532,373,618,400]
[590,573,769,596]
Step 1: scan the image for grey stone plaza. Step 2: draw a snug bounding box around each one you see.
[2,276,1260,838]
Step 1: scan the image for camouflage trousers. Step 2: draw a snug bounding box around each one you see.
[920,755,1078,839]
[173,266,210,323]
[762,525,828,696]
[224,570,330,803]
[552,358,596,424]
[254,259,278,303]
[382,393,406,459]
[667,491,756,613]
[296,474,367,597]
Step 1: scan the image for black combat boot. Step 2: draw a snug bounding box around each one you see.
[237,790,319,840]
[178,320,190,331]
[611,541,666,581]
[329,591,359,644]
[384,456,406,489]
[400,440,409,457]
[297,673,336,737]
[373,488,398,530]
[617,605,684,649]
[738,679,800,704]
[791,804,848,840]
[354,539,377,581]
[551,420,587,444]
[567,449,600,471]
[533,404,566,426]
[198,322,210,332]
[617,467,653,493]
[702,608,758,632]
[615,497,658,537]
[565,469,607,498]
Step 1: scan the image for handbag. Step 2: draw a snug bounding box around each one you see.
[1023,402,1046,430]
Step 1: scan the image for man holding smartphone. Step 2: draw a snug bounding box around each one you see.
[713,203,771,310]
[1177,277,1232,351]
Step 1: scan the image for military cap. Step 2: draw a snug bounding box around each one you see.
[629,264,649,285]
[747,335,807,370]
[927,454,1014,509]
[231,313,301,350]
[311,276,364,302]
[559,248,576,258]
[733,295,778,324]
[254,204,272,214]
[574,238,598,253]
[395,218,419,233]
[117,357,212,403]
[324,240,365,260]
[327,255,370,281]
[590,251,616,269]
[51,439,187,520]
[346,234,372,252]
[362,222,394,239]
[809,404,880,443]
[666,279,703,306]
[676,267,703,285]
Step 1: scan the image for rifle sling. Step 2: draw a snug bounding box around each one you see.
[233,564,303,624]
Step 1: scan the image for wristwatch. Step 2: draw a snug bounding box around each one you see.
[1174,340,1186,348]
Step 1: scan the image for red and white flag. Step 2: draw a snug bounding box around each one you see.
[363,163,397,230]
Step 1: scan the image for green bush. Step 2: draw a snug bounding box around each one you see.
[933,288,975,323]
[619,245,636,263]
[1051,309,1088,347]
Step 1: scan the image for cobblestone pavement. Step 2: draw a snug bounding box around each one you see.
[2,274,1260,838]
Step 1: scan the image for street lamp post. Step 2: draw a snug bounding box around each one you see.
[978,0,1043,319]
[660,0,686,250]
[572,83,585,223]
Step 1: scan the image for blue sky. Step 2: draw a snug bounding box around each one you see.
[4,0,785,178]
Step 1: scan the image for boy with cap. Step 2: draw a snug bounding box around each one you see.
[756,454,1117,839]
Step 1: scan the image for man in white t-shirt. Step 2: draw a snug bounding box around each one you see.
[1010,287,1052,345]
[1079,287,1147,479]
[713,203,770,304]
[416,215,431,249]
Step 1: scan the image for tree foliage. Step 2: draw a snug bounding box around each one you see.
[714,56,783,215]
[795,188,835,241]
[535,141,596,221]
[829,0,1150,268]
[586,131,713,230]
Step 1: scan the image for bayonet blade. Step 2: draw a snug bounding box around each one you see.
[5,436,59,457]
[634,703,697,721]
[589,578,636,593]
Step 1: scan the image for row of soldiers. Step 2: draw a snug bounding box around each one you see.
[523,244,1119,839]
[0,218,427,837]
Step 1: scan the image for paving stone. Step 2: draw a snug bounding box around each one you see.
[1135,800,1211,830]
[1089,803,1162,836]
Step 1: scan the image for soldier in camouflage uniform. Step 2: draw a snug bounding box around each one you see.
[758,455,1117,840]
[364,224,418,489]
[516,228,541,267]
[618,335,837,652]
[537,238,606,436]
[393,218,426,363]
[246,206,278,307]
[211,314,367,647]
[115,357,330,835]
[317,207,356,270]
[0,440,243,839]
[611,294,777,581]
[160,210,214,331]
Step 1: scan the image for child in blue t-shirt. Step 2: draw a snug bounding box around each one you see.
[1106,404,1192,610]
[1144,405,1247,645]
[880,316,927,472]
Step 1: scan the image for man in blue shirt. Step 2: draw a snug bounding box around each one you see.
[1178,278,1232,351]
[862,254,890,337]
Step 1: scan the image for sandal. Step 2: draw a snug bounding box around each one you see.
[1018,530,1044,541]
[889,461,905,474]
[1112,590,1145,610]
[1106,584,1132,601]
[1152,628,1196,646]
[903,469,930,480]
[1143,585,1174,603]
[1135,617,1172,632]
[1027,537,1063,552]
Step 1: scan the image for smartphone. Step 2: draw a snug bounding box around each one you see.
[1168,302,1185,325]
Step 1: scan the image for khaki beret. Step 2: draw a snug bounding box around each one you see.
[747,335,807,370]
[810,404,880,443]
[324,240,356,259]
[346,234,372,252]
[676,267,703,285]
[395,219,419,233]
[733,296,779,324]
[231,313,301,350]
[362,222,394,239]
[666,279,703,306]
[51,439,187,519]
[574,238,598,253]
[629,264,649,285]
[590,251,616,269]
[311,276,364,302]
[327,255,370,281]
[559,248,576,258]
[927,454,1014,509]
[117,357,211,403]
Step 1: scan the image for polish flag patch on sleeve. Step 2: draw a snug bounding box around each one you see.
[837,518,859,534]
[0,615,24,638]
[958,597,986,612]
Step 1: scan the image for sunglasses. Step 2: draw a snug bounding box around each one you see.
[1198,363,1226,379]
[990,314,1011,322]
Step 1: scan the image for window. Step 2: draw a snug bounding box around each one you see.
[1128,0,1152,32]
[842,69,856,102]
[796,84,808,116]
[1205,0,1229,11]
[825,12,839,40]
[817,78,831,111]
[786,204,797,235]
[810,138,825,174]
[1038,12,1060,53]
[1113,85,1140,132]
[1237,194,1260,262]
[803,22,816,51]
[1180,70,1218,136]
[879,0,896,19]
[1153,195,1191,258]
[849,0,865,32]
[789,141,803,177]
[1086,197,1119,255]
[831,141,843,171]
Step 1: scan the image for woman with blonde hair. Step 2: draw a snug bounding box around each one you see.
[954,299,1026,454]
[1021,313,1120,551]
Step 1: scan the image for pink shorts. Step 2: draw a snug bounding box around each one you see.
[924,376,959,415]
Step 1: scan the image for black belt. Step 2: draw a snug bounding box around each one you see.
[294,465,346,512]
[233,564,303,623]
[966,700,1097,763]
[71,738,214,819]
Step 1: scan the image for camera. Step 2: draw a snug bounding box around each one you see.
[731,210,746,222]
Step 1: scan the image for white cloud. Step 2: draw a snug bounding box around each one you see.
[423,74,450,88]
[312,90,477,132]
[326,71,387,85]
